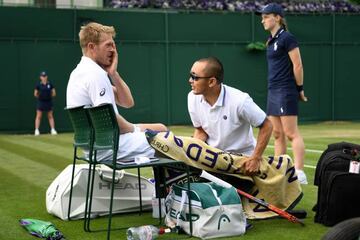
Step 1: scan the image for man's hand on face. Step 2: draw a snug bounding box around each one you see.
[105,43,118,77]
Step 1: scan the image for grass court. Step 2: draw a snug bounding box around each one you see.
[1,122,360,239]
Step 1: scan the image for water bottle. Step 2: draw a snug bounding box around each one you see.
[126,225,169,240]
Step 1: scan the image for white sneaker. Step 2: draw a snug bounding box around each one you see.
[296,169,308,185]
[34,129,40,136]
[51,129,58,135]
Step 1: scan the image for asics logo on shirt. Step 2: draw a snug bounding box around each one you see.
[100,88,106,96]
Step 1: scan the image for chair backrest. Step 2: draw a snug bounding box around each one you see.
[65,106,93,148]
[86,104,120,151]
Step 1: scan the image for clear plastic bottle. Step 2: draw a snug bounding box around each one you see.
[126,225,168,240]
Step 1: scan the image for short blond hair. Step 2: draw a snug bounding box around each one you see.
[79,22,116,50]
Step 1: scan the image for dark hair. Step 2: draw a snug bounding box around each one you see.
[198,57,224,84]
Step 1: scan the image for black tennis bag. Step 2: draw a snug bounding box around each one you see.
[313,142,360,226]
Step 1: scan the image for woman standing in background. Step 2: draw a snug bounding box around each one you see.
[256,3,308,184]
[34,71,57,136]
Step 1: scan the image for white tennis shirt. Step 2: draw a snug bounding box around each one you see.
[66,56,118,113]
[188,84,266,156]
[66,56,155,160]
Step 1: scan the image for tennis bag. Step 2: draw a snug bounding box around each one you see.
[313,142,360,226]
[164,182,246,239]
[46,164,153,220]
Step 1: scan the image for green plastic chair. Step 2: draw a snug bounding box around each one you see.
[86,103,119,239]
[65,106,94,227]
[85,104,193,239]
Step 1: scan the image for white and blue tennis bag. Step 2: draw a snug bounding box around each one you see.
[165,182,246,239]
[46,164,153,220]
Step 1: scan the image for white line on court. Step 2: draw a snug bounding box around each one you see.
[267,145,323,154]
[267,145,322,169]
[304,164,316,169]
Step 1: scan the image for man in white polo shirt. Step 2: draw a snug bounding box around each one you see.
[187,57,273,175]
[66,22,167,161]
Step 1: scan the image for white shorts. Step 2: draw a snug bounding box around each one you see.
[86,131,155,162]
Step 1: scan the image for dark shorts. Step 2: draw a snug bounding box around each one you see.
[266,88,298,116]
[37,101,53,112]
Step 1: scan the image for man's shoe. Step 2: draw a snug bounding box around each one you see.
[34,129,40,136]
[51,129,58,135]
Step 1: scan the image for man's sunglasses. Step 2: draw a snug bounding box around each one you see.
[189,73,212,81]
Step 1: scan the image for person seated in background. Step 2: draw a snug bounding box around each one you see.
[66,22,167,161]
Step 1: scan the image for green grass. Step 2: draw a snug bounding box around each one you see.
[1,122,360,239]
